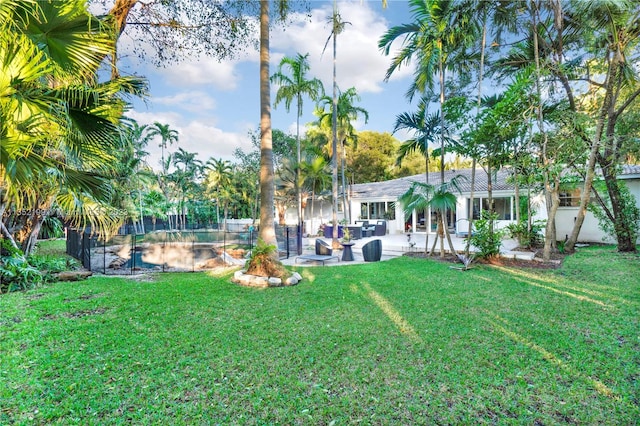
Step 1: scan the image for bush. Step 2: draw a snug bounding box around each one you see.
[28,253,80,283]
[506,219,546,249]
[38,216,64,239]
[0,240,43,293]
[468,211,505,259]
[245,239,287,278]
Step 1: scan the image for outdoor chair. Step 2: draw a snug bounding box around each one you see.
[346,226,362,240]
[362,239,382,262]
[316,239,333,255]
[374,220,387,236]
[295,239,339,265]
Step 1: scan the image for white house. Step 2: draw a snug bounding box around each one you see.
[300,165,640,244]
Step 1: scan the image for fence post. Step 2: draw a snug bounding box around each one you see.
[131,233,135,275]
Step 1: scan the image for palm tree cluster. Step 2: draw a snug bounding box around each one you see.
[380,0,640,257]
[1,0,146,255]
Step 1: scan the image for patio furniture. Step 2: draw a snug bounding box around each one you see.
[316,239,332,255]
[295,240,339,265]
[346,226,362,240]
[341,242,355,261]
[362,239,382,262]
[374,220,387,236]
[362,226,375,238]
[322,225,343,239]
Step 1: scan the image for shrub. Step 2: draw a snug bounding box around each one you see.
[0,240,43,293]
[38,216,64,239]
[506,219,546,249]
[245,239,287,278]
[468,211,505,259]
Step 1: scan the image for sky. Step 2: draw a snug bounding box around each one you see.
[117,0,418,170]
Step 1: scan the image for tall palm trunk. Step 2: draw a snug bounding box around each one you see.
[465,11,487,256]
[530,1,556,261]
[330,2,339,249]
[258,0,277,248]
[296,93,302,249]
[424,139,430,255]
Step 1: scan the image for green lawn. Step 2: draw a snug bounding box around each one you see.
[1,245,638,424]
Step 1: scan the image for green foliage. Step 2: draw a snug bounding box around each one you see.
[341,226,351,242]
[506,219,546,249]
[589,181,640,244]
[0,240,42,293]
[468,211,505,259]
[248,238,277,265]
[246,238,285,278]
[27,254,80,283]
[37,216,64,239]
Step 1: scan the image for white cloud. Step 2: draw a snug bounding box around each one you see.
[153,91,217,115]
[271,1,413,95]
[126,110,253,170]
[154,58,243,91]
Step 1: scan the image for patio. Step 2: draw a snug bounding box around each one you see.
[283,232,535,266]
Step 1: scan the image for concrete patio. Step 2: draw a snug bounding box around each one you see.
[282,232,536,267]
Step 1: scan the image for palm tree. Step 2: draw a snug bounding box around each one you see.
[257,0,278,250]
[393,97,448,251]
[316,87,369,224]
[323,3,350,248]
[148,122,178,175]
[271,53,324,242]
[380,0,475,186]
[1,0,147,254]
[300,151,331,236]
[205,158,233,231]
[172,148,202,229]
[399,174,467,257]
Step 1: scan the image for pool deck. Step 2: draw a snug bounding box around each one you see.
[281,232,536,267]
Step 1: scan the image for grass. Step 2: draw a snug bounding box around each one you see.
[1,245,638,424]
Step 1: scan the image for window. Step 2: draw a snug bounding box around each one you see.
[559,189,581,207]
[467,197,513,220]
[360,202,395,220]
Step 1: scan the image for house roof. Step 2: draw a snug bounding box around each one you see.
[350,168,515,200]
[350,164,640,200]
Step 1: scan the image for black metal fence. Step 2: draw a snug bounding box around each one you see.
[66,226,300,275]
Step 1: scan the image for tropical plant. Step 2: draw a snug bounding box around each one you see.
[204,158,233,230]
[0,240,42,293]
[468,211,505,259]
[588,180,640,246]
[245,238,287,278]
[271,52,324,237]
[148,122,178,175]
[316,87,369,224]
[506,219,546,249]
[0,0,147,255]
[380,0,475,185]
[398,174,467,257]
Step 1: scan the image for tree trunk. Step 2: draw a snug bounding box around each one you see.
[531,1,556,261]
[444,214,457,256]
[22,215,44,256]
[565,55,618,252]
[466,12,486,257]
[601,160,637,252]
[310,188,316,235]
[424,208,429,256]
[330,4,340,249]
[258,0,277,249]
[424,141,430,255]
